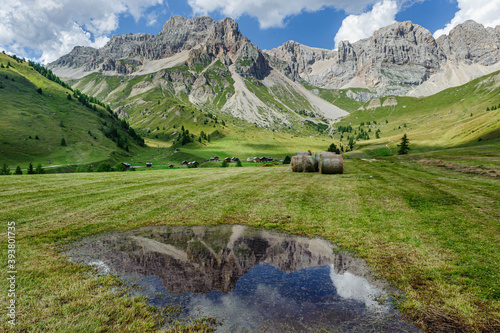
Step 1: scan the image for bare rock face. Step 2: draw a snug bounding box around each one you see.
[267,40,336,80]
[266,20,500,97]
[50,16,271,81]
[437,20,500,65]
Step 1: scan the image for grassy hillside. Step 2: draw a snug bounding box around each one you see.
[0,150,498,332]
[301,81,365,112]
[332,71,500,156]
[0,53,144,167]
[67,60,333,142]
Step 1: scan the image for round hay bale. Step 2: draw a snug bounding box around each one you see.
[313,152,335,164]
[291,156,304,172]
[301,155,317,172]
[295,152,312,156]
[319,154,343,174]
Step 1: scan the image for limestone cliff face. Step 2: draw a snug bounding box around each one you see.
[437,20,500,65]
[50,16,271,79]
[266,20,500,97]
[267,40,335,80]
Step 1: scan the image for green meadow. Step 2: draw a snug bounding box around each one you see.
[0,144,499,332]
[1,52,499,332]
[333,71,500,157]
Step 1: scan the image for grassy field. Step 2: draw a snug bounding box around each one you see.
[0,145,498,332]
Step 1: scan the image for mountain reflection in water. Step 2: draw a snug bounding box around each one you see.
[66,225,418,332]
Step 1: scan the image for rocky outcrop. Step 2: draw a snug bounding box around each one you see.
[50,16,271,81]
[437,20,500,65]
[234,42,270,79]
[266,40,335,80]
[266,20,500,97]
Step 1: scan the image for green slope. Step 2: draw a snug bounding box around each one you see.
[68,59,331,141]
[0,53,145,167]
[331,71,500,156]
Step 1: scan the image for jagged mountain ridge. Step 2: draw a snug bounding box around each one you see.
[49,17,500,133]
[266,20,500,98]
[51,16,268,80]
[49,16,347,131]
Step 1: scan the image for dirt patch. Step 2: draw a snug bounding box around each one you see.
[367,98,382,109]
[418,306,500,333]
[419,159,500,177]
[382,96,398,107]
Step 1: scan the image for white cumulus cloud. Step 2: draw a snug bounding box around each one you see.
[433,0,500,38]
[0,0,163,64]
[334,0,398,48]
[187,0,379,29]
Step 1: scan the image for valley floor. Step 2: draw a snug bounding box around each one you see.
[0,149,499,332]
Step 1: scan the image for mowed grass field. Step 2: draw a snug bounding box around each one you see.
[135,130,332,167]
[0,145,499,332]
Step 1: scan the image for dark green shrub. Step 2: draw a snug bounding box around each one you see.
[96,162,112,172]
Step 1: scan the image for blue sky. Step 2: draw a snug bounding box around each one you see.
[114,0,458,50]
[1,0,499,63]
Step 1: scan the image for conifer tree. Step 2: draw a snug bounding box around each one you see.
[15,166,22,175]
[61,137,67,146]
[327,143,341,154]
[36,164,45,174]
[1,163,10,175]
[348,137,355,151]
[27,163,35,174]
[397,133,411,155]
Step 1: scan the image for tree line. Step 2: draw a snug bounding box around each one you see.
[1,163,44,175]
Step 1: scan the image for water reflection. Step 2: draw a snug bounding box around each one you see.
[66,225,418,332]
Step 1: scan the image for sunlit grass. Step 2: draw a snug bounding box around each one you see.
[0,150,498,332]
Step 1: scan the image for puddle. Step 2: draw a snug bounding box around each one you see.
[66,225,418,332]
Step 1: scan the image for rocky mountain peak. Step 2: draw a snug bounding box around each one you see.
[267,19,500,97]
[212,17,242,45]
[266,40,335,80]
[50,15,269,78]
[161,15,215,33]
[373,21,437,48]
[437,20,500,65]
[368,21,445,68]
